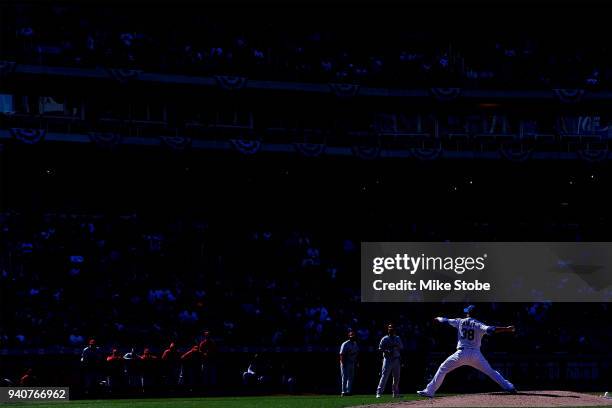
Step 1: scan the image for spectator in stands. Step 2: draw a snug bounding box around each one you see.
[69,329,85,346]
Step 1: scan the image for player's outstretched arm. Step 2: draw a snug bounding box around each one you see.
[434,317,460,327]
[493,325,515,334]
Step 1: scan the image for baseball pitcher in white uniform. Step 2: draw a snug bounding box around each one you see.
[339,330,359,396]
[417,305,517,398]
[376,323,403,398]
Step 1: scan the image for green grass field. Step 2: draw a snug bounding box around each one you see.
[2,394,424,408]
[4,393,611,408]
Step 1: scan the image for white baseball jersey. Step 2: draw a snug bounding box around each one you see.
[423,317,513,396]
[379,335,403,360]
[439,317,495,350]
[339,340,359,363]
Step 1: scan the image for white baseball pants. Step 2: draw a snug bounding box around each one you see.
[423,348,514,395]
[340,362,355,394]
[377,358,400,396]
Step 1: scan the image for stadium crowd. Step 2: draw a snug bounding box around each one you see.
[1,210,611,356]
[1,4,609,88]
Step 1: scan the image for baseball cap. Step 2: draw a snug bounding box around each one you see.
[463,305,476,314]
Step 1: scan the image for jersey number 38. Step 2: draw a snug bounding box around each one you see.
[461,328,475,340]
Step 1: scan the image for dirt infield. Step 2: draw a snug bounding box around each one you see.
[360,391,612,407]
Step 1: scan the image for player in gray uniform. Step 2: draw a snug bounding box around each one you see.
[376,324,403,398]
[417,305,517,398]
[339,330,359,396]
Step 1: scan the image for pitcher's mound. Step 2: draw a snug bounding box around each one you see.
[360,390,612,407]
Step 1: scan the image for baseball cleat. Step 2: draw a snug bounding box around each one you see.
[417,390,434,398]
[376,394,382,398]
[507,388,518,394]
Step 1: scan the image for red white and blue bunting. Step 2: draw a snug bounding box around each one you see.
[577,146,609,162]
[159,135,191,150]
[294,142,326,157]
[89,132,122,147]
[230,139,262,155]
[553,89,585,104]
[0,61,17,77]
[352,145,381,160]
[10,128,46,144]
[499,142,533,162]
[430,88,462,102]
[106,68,142,84]
[215,76,248,91]
[410,144,442,160]
[329,83,361,98]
